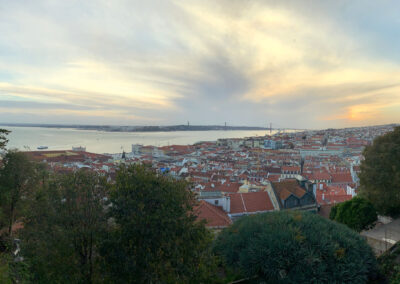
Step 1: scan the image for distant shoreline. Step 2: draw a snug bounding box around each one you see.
[0,123,274,133]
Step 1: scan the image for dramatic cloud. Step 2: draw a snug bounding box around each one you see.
[0,0,400,128]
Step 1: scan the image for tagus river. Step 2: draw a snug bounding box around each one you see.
[4,127,281,154]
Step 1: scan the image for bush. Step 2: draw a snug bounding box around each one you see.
[214,211,377,283]
[377,241,400,284]
[330,197,377,232]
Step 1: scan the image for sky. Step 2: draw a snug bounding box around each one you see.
[0,0,400,129]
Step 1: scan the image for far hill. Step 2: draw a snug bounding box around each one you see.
[0,123,269,132]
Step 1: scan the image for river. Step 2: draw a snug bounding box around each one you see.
[4,127,283,154]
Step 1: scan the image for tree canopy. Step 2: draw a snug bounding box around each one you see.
[100,165,216,283]
[21,169,109,283]
[0,151,39,237]
[330,196,377,232]
[0,151,40,283]
[359,126,400,217]
[10,164,219,283]
[214,211,377,283]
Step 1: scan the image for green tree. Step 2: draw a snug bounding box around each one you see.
[330,197,377,232]
[100,165,216,283]
[359,126,400,217]
[0,151,39,283]
[0,151,38,237]
[0,129,10,150]
[214,211,377,283]
[22,169,109,283]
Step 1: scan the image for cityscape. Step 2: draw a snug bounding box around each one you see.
[1,0,400,282]
[21,124,397,243]
[1,121,400,283]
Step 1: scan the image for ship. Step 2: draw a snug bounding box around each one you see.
[37,146,48,150]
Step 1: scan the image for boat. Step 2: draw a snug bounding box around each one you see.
[37,146,48,150]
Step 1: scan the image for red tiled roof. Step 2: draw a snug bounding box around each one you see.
[282,166,301,172]
[315,186,352,205]
[316,194,352,205]
[267,175,280,182]
[312,172,331,180]
[159,145,195,154]
[279,188,293,200]
[201,181,240,193]
[24,150,111,163]
[194,201,232,228]
[272,179,307,201]
[331,173,353,183]
[229,191,274,214]
[215,182,241,193]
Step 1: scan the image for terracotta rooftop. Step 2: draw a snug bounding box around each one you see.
[267,175,280,182]
[24,150,110,162]
[194,200,232,228]
[316,192,352,205]
[312,172,331,180]
[282,166,301,172]
[229,191,274,214]
[272,179,307,201]
[331,173,353,183]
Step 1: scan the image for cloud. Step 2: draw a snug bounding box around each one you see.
[0,0,399,127]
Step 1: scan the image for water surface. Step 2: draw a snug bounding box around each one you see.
[5,127,279,154]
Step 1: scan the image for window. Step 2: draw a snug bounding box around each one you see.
[214,200,219,205]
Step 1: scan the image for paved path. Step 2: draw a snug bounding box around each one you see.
[361,218,400,255]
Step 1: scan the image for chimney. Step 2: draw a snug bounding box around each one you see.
[225,195,231,213]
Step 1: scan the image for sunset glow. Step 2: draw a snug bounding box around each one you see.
[1,0,400,127]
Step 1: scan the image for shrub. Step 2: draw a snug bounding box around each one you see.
[377,241,400,284]
[214,211,377,283]
[330,197,377,232]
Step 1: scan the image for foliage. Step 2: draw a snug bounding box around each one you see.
[0,151,38,237]
[21,169,108,283]
[0,232,32,283]
[214,211,377,284]
[378,241,400,284]
[359,126,400,217]
[0,129,10,150]
[100,164,217,283]
[0,250,13,284]
[0,151,38,283]
[329,197,377,232]
[329,204,338,220]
